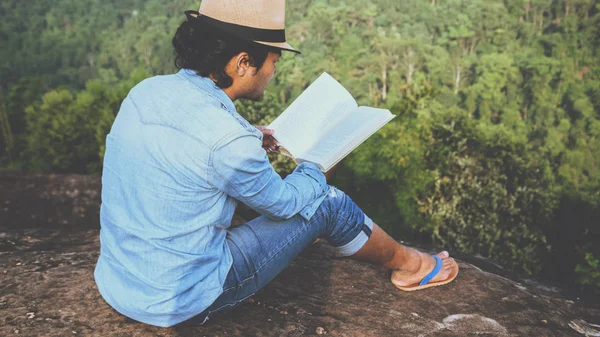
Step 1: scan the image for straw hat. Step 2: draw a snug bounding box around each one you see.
[185,0,300,54]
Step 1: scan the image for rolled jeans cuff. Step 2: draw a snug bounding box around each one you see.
[334,214,374,257]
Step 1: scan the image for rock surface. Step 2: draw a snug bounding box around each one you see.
[0,172,599,337]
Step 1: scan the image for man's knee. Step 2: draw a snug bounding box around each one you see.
[317,187,363,230]
[315,187,372,253]
[318,186,348,213]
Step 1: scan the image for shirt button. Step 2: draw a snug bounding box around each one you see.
[220,103,227,110]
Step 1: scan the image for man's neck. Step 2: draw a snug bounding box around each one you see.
[209,74,238,102]
[222,86,237,102]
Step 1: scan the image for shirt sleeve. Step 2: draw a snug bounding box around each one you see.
[209,133,328,221]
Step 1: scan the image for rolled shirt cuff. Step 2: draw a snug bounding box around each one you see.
[293,162,329,221]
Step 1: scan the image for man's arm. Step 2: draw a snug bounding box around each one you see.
[210,133,328,221]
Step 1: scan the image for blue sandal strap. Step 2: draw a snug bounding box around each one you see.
[418,255,443,286]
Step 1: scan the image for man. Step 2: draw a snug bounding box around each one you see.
[94,0,459,328]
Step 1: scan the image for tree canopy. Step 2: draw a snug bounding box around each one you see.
[1,0,599,295]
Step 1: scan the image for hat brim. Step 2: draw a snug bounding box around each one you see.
[185,11,300,54]
[254,41,300,54]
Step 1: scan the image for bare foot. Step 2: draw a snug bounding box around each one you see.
[391,249,457,287]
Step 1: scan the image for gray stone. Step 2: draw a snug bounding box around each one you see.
[0,172,598,336]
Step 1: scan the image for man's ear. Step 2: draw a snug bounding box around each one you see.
[234,52,251,76]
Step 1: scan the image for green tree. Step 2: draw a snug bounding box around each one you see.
[419,108,557,274]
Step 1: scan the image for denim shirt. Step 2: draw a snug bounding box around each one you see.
[94,69,329,327]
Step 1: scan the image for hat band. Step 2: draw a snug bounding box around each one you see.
[185,10,286,43]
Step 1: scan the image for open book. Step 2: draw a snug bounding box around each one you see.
[268,72,396,172]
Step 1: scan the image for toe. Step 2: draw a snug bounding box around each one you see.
[430,262,452,282]
[436,251,449,259]
[444,258,457,270]
[442,258,453,268]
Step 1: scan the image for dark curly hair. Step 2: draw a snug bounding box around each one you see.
[172,19,281,89]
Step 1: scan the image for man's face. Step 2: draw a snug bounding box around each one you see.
[241,51,280,101]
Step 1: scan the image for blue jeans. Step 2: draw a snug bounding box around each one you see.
[181,187,373,325]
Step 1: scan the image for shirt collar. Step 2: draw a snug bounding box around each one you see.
[177,68,237,113]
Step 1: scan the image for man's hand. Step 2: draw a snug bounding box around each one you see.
[256,125,279,153]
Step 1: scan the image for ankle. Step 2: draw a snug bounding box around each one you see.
[390,246,422,272]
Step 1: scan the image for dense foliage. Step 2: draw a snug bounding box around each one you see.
[1,0,599,294]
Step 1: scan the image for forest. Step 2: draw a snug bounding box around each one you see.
[0,0,598,295]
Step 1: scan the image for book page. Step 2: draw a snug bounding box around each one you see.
[268,73,357,157]
[297,106,395,171]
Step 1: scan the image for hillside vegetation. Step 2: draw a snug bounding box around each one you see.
[1,0,598,294]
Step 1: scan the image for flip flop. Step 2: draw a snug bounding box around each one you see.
[392,255,459,291]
